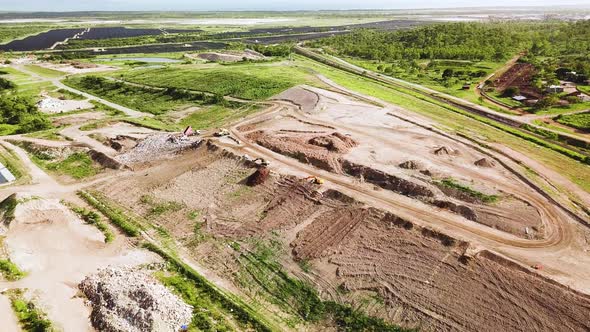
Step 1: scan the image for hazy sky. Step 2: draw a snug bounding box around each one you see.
[0,0,589,11]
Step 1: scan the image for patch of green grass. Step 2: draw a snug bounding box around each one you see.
[123,117,179,131]
[235,238,412,330]
[556,111,590,131]
[437,178,499,203]
[226,186,252,199]
[179,104,261,130]
[89,100,125,116]
[63,76,214,115]
[64,201,114,243]
[44,152,100,179]
[155,270,236,331]
[53,88,85,100]
[0,145,27,184]
[187,210,201,220]
[142,242,278,332]
[140,195,185,217]
[0,25,51,43]
[120,62,311,100]
[24,128,65,141]
[0,259,26,281]
[7,289,54,332]
[23,65,64,79]
[78,190,141,237]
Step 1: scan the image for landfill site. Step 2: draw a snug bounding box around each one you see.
[1,76,590,331]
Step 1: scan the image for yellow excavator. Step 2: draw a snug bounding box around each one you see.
[304,176,325,185]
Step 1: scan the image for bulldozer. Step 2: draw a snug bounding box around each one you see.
[214,128,230,137]
[304,176,325,185]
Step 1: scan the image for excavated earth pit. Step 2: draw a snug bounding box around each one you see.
[91,145,590,332]
[236,93,550,239]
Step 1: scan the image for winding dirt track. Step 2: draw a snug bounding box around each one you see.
[221,73,586,262]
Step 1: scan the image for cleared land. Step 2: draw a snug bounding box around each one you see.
[1,15,590,332]
[119,62,316,100]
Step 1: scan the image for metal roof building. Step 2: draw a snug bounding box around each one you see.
[0,162,16,184]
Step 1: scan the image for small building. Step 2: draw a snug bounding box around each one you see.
[0,162,16,184]
[512,95,527,102]
[546,85,564,93]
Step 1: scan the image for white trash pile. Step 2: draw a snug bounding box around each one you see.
[37,96,93,114]
[114,133,200,164]
[79,266,193,332]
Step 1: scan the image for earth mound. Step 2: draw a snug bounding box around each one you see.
[474,158,496,168]
[79,266,193,332]
[399,160,424,170]
[308,132,357,152]
[247,166,270,186]
[433,146,454,155]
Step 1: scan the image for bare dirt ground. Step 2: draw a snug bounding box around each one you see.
[238,86,556,239]
[36,61,117,74]
[190,49,266,63]
[1,61,589,332]
[37,95,94,114]
[91,144,590,331]
[0,196,159,331]
[52,111,106,127]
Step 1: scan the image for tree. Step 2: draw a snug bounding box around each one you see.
[442,68,454,79]
[534,94,559,110]
[0,77,15,90]
[503,86,520,97]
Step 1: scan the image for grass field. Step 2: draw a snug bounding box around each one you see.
[179,104,262,129]
[23,65,65,79]
[294,55,590,193]
[63,76,200,115]
[0,25,51,43]
[556,112,590,131]
[119,62,314,100]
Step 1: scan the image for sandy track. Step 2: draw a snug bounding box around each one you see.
[230,102,572,250]
[223,87,590,293]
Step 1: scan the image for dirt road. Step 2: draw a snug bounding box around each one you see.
[11,64,146,118]
[295,46,590,155]
[226,86,590,293]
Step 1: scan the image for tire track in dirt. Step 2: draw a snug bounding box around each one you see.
[228,103,572,251]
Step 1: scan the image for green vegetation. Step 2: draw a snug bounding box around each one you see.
[78,190,141,237]
[64,201,114,243]
[156,270,237,331]
[294,56,590,192]
[50,88,85,100]
[61,31,205,49]
[0,77,17,91]
[120,62,311,100]
[556,112,590,131]
[140,195,185,217]
[24,128,65,141]
[89,100,125,116]
[64,76,222,115]
[0,94,52,135]
[0,25,51,43]
[7,289,54,332]
[22,65,64,79]
[0,194,18,222]
[0,259,26,280]
[42,152,101,179]
[0,145,27,183]
[437,178,499,203]
[142,242,279,332]
[179,104,261,130]
[233,237,411,330]
[314,21,590,64]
